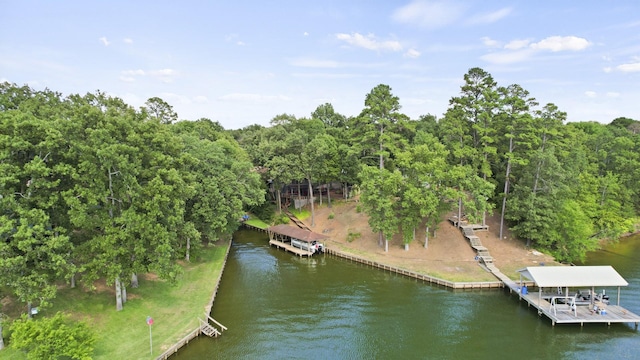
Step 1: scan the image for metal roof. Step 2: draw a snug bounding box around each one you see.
[268,224,328,242]
[517,266,628,288]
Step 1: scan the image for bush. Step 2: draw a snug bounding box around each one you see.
[271,213,290,225]
[355,205,362,213]
[328,212,335,219]
[346,231,361,243]
[10,312,96,360]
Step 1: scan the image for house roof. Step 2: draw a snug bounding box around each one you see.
[268,224,328,242]
[517,266,628,288]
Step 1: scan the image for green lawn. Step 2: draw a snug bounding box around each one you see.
[1,242,230,360]
[244,218,270,229]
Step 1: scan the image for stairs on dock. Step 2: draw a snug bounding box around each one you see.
[460,225,495,268]
[199,315,227,338]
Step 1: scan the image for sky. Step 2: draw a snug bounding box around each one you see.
[1,1,639,129]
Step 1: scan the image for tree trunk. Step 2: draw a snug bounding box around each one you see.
[319,185,323,205]
[457,198,463,228]
[276,188,282,212]
[425,226,429,248]
[70,273,76,288]
[307,179,315,227]
[385,239,389,252]
[404,243,409,251]
[378,231,383,247]
[27,302,33,319]
[0,322,4,350]
[115,277,123,311]
[186,237,191,262]
[327,184,332,208]
[122,283,127,304]
[500,155,512,240]
[131,273,139,288]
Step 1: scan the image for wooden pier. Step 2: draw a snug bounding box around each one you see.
[269,239,314,257]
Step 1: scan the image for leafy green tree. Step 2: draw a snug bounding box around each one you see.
[494,84,538,239]
[396,132,457,249]
[350,84,407,170]
[359,165,403,251]
[144,96,178,124]
[10,312,96,360]
[62,92,189,310]
[0,86,75,315]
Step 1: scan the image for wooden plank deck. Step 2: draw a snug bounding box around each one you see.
[517,292,640,326]
[269,239,314,257]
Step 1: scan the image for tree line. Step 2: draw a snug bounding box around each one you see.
[231,68,640,262]
[2,66,639,319]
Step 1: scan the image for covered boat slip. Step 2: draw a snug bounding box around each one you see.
[267,224,328,257]
[515,266,640,326]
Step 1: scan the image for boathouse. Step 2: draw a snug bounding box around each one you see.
[515,266,640,326]
[267,224,328,257]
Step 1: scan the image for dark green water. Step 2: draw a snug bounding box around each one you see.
[173,230,640,359]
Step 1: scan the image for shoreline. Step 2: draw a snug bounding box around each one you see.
[324,247,504,289]
[156,239,233,360]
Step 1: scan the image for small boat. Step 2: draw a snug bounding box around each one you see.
[291,239,324,254]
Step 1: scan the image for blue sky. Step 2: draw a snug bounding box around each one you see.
[2,1,639,129]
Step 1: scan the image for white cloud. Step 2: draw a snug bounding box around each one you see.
[468,7,512,25]
[530,36,590,52]
[606,92,620,98]
[404,48,421,58]
[218,93,292,102]
[481,36,500,48]
[303,32,309,36]
[122,69,146,76]
[482,35,591,65]
[225,33,245,46]
[336,32,402,52]
[123,38,133,44]
[585,91,597,98]
[119,68,177,83]
[504,39,530,50]
[392,0,464,28]
[603,67,613,73]
[616,62,640,72]
[99,36,110,46]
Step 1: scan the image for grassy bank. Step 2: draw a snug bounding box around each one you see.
[1,241,230,360]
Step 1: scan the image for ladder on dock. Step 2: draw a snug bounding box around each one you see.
[199,315,227,338]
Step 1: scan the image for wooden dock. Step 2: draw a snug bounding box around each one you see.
[269,239,314,257]
[507,282,640,326]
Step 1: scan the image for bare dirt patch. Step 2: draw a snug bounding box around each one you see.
[303,200,558,282]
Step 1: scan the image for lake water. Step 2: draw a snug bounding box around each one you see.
[172,230,640,359]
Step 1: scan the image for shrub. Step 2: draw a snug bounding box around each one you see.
[10,312,96,360]
[346,231,361,243]
[328,212,335,219]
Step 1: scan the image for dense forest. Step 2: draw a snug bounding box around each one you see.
[1,67,639,320]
